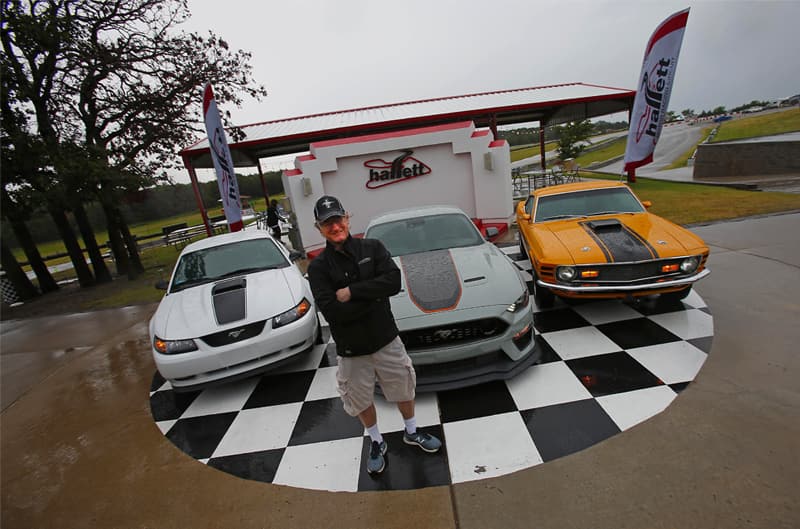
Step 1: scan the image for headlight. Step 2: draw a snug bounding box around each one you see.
[273,298,312,328]
[556,266,577,282]
[153,336,198,355]
[506,288,530,313]
[680,256,700,273]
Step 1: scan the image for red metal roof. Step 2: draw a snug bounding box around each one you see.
[181,82,634,169]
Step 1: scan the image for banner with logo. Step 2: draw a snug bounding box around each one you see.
[623,8,690,173]
[203,83,243,232]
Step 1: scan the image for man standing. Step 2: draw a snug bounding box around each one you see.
[266,199,285,241]
[307,195,441,475]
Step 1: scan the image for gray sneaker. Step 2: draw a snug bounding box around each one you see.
[403,430,441,453]
[367,440,387,474]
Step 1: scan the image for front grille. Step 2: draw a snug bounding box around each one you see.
[573,259,686,284]
[400,318,509,351]
[201,320,266,347]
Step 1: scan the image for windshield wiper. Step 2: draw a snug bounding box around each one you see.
[215,266,280,279]
[541,214,587,221]
[591,211,636,216]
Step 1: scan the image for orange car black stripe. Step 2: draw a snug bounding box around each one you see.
[621,224,659,258]
[580,223,614,262]
[400,249,462,313]
[580,220,653,262]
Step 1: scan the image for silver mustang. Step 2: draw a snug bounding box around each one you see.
[365,205,537,391]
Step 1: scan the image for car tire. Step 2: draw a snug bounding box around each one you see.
[518,235,526,259]
[532,269,555,309]
[659,286,692,304]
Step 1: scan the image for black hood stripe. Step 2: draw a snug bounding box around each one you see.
[400,250,461,313]
[622,224,659,259]
[580,223,613,262]
[212,277,247,324]
[579,221,656,263]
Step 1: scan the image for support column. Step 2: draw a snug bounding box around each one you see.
[183,157,213,236]
[539,123,546,170]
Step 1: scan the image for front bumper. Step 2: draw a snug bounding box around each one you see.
[539,268,710,294]
[400,307,537,392]
[153,310,318,392]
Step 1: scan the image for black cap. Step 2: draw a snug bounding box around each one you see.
[313,195,346,223]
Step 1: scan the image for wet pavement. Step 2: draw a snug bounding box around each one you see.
[2,213,799,529]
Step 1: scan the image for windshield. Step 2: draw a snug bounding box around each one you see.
[534,187,645,222]
[366,213,485,256]
[170,238,288,292]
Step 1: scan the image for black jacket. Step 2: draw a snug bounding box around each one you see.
[266,206,283,228]
[307,235,401,357]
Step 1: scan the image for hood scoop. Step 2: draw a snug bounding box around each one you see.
[400,249,462,313]
[212,277,247,325]
[587,219,622,232]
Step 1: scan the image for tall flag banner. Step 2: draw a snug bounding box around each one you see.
[624,8,690,174]
[203,83,243,232]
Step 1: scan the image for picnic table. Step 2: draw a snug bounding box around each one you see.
[163,225,208,249]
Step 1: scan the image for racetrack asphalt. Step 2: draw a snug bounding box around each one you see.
[1,212,799,529]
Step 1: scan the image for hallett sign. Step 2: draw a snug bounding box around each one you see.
[364,149,431,189]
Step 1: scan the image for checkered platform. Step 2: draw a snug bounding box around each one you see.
[149,243,714,492]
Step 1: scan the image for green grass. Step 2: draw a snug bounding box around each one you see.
[583,173,800,225]
[712,108,800,143]
[510,142,558,162]
[13,195,282,268]
[574,137,627,167]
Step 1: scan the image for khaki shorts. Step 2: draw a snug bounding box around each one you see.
[336,336,416,417]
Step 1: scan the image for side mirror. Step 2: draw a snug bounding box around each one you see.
[521,213,531,221]
[289,250,305,262]
[641,200,652,209]
[155,279,169,290]
[485,226,499,239]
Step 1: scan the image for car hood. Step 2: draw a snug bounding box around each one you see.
[391,244,523,321]
[151,268,306,339]
[540,212,706,264]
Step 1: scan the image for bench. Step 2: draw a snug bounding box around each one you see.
[163,225,207,250]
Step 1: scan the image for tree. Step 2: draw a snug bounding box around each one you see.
[0,60,60,293]
[555,120,594,160]
[2,0,266,283]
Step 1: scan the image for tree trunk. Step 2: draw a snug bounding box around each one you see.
[73,203,112,283]
[100,199,129,277]
[117,209,144,279]
[9,217,59,293]
[0,240,39,302]
[48,204,95,287]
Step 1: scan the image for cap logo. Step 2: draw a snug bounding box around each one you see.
[322,198,333,208]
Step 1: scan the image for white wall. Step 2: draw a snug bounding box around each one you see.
[281,121,511,254]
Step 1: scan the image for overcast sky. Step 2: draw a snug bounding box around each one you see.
[179,0,800,178]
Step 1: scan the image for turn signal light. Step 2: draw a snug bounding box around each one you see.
[580,270,599,278]
[154,337,168,354]
[661,264,680,273]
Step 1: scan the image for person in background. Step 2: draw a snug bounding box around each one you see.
[306,195,442,475]
[266,199,285,241]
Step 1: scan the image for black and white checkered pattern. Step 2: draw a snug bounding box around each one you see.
[1,272,21,305]
[149,243,713,492]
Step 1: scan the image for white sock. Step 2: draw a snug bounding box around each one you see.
[404,416,417,435]
[366,423,383,444]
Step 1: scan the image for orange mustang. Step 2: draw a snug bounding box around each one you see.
[516,181,710,308]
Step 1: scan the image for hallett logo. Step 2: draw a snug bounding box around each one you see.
[635,57,673,144]
[364,149,431,189]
